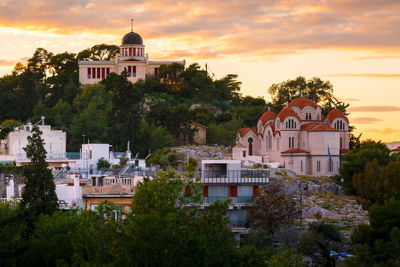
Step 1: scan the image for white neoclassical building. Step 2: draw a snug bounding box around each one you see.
[233,97,350,176]
[78,30,185,84]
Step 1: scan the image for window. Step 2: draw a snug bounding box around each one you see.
[340,137,343,149]
[317,160,321,172]
[132,66,136,77]
[129,47,132,57]
[97,68,100,79]
[286,119,297,129]
[154,67,159,76]
[101,68,105,79]
[106,68,110,76]
[128,66,132,76]
[328,160,333,172]
[266,131,272,150]
[87,68,91,79]
[289,136,295,149]
[92,67,96,79]
[301,161,303,172]
[243,150,246,157]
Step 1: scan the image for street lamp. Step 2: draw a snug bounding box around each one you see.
[299,181,308,233]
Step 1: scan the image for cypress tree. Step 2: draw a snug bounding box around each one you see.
[21,126,58,217]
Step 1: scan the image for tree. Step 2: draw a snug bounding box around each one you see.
[0,203,27,266]
[97,157,111,169]
[247,182,300,235]
[104,73,143,154]
[354,159,400,209]
[350,200,400,266]
[299,222,340,266]
[116,170,236,266]
[0,119,21,139]
[23,208,120,266]
[340,140,391,194]
[134,119,174,157]
[21,126,58,218]
[234,96,267,127]
[267,76,348,115]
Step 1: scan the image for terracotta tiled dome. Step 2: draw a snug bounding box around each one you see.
[259,110,276,125]
[277,106,301,122]
[288,97,318,109]
[326,109,349,123]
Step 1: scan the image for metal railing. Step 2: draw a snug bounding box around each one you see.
[202,196,253,204]
[200,170,270,184]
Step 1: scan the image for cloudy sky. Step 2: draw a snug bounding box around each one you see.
[0,0,399,142]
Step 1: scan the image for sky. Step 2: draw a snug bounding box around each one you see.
[0,0,399,142]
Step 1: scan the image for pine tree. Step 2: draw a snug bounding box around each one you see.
[21,126,58,217]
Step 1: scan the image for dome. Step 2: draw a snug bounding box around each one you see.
[326,108,349,123]
[277,106,301,122]
[122,31,143,45]
[259,110,276,125]
[288,97,318,109]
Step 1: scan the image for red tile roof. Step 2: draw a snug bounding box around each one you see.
[288,97,319,109]
[259,110,276,125]
[277,106,301,122]
[326,109,349,123]
[391,147,400,152]
[281,148,309,153]
[308,124,338,132]
[238,128,257,137]
[300,122,337,132]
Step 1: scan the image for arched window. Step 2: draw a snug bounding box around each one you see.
[248,138,253,156]
[268,131,272,149]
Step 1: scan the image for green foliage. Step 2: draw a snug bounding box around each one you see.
[340,140,391,194]
[268,76,334,112]
[207,117,243,145]
[247,182,300,235]
[234,96,267,127]
[70,84,112,150]
[117,170,236,266]
[119,157,129,167]
[97,157,111,169]
[350,200,400,266]
[148,147,185,168]
[354,159,400,209]
[21,126,58,219]
[135,119,174,157]
[266,245,307,267]
[24,208,119,266]
[0,119,21,139]
[0,203,26,266]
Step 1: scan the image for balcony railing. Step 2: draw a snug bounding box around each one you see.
[202,196,253,204]
[200,170,270,184]
[228,220,248,228]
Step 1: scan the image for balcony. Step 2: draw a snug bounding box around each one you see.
[200,169,270,184]
[202,196,253,204]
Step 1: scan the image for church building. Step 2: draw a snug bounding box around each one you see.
[78,30,185,84]
[232,97,350,176]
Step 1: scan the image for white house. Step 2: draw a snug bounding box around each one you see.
[233,97,350,176]
[78,30,185,84]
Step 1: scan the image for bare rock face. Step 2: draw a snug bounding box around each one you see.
[305,206,338,219]
[173,145,231,161]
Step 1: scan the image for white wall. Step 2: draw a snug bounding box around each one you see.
[8,125,66,159]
